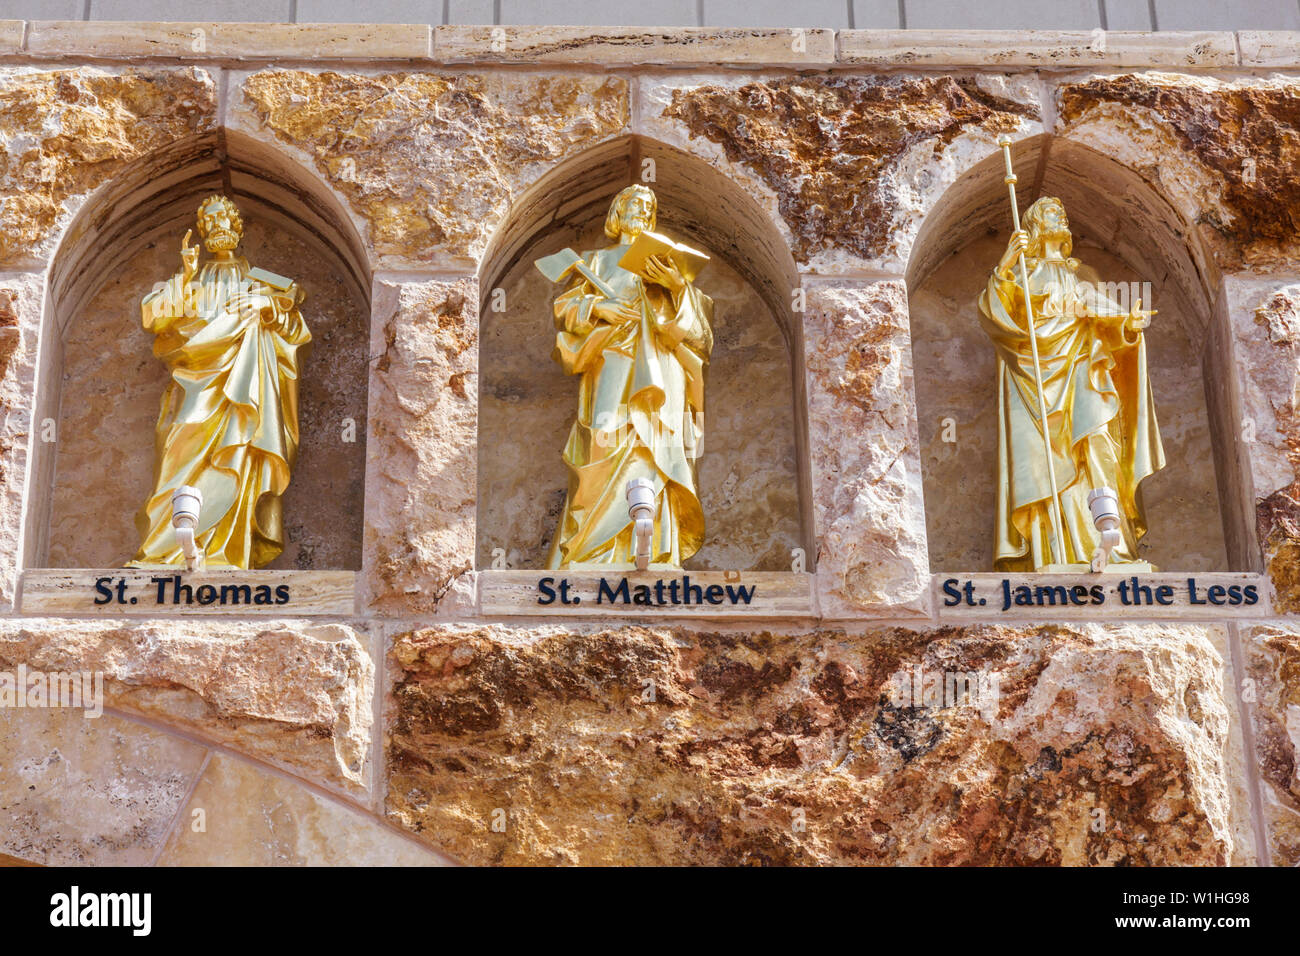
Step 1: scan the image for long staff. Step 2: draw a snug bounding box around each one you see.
[997,135,1065,567]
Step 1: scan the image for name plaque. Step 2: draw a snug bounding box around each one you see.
[934,572,1269,621]
[479,570,815,618]
[18,569,356,617]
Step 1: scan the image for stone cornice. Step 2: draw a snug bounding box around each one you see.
[0,22,1296,69]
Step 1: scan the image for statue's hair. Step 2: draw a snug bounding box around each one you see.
[196,194,243,237]
[604,184,656,239]
[1023,196,1071,257]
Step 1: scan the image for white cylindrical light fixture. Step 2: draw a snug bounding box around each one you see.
[171,485,204,572]
[1087,486,1121,573]
[626,478,656,571]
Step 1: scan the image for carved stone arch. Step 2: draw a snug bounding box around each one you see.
[905,131,1245,572]
[475,133,814,571]
[26,127,373,570]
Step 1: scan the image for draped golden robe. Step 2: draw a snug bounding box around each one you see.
[547,244,713,569]
[127,256,310,569]
[978,258,1164,571]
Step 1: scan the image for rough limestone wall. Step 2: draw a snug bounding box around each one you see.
[0,24,1295,865]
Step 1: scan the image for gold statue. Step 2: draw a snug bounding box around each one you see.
[978,179,1165,572]
[127,195,311,570]
[536,185,713,569]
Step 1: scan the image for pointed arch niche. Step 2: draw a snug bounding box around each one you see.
[26,129,371,571]
[476,135,812,571]
[906,133,1244,573]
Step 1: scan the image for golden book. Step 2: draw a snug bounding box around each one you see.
[617,230,710,284]
[248,266,295,291]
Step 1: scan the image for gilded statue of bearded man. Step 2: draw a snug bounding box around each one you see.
[127,194,311,570]
[546,185,714,569]
[978,196,1165,571]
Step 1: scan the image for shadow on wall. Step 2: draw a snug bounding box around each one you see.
[33,130,371,571]
[906,134,1238,573]
[476,135,811,572]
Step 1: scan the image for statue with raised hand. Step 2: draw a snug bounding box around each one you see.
[127,194,311,570]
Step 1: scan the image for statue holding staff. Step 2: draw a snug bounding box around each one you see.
[535,184,713,569]
[127,194,311,570]
[979,149,1165,572]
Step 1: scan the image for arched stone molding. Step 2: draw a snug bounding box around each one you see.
[475,133,813,575]
[907,131,1240,575]
[24,127,373,573]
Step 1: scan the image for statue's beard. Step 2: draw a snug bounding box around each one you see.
[204,229,239,252]
[621,215,650,237]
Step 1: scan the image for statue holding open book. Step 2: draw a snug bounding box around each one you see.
[126,194,311,570]
[535,184,713,569]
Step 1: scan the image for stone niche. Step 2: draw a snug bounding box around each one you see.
[477,136,811,572]
[908,135,1232,573]
[28,130,370,571]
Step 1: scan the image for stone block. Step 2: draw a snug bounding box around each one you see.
[26,19,431,59]
[361,279,477,616]
[1055,72,1300,274]
[1244,624,1300,866]
[804,281,929,617]
[0,276,40,612]
[1238,31,1300,66]
[156,754,450,865]
[233,68,629,268]
[649,72,1039,275]
[434,25,835,65]
[386,620,1248,865]
[838,29,1237,67]
[1220,277,1300,609]
[0,19,23,51]
[0,67,218,270]
[0,618,376,794]
[0,707,207,866]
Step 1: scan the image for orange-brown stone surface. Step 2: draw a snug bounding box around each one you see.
[660,75,1036,264]
[387,622,1242,865]
[0,67,217,266]
[238,70,629,264]
[1057,73,1300,272]
[0,288,18,378]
